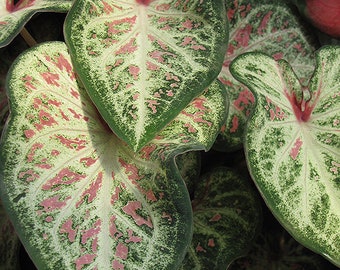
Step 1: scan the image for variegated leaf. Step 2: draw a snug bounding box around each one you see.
[180,167,261,269]
[0,199,20,270]
[64,0,228,151]
[214,0,317,151]
[176,151,201,196]
[0,0,73,47]
[0,42,227,269]
[230,46,340,267]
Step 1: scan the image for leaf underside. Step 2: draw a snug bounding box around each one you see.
[230,46,340,267]
[0,0,73,48]
[64,0,228,151]
[180,167,261,270]
[0,41,227,269]
[215,0,316,151]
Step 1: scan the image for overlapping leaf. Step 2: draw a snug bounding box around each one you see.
[180,167,261,269]
[0,0,73,48]
[64,0,228,151]
[214,0,316,151]
[230,46,340,267]
[0,42,227,269]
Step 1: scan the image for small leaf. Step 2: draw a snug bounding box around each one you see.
[0,0,73,47]
[64,0,228,151]
[0,42,227,269]
[215,0,317,151]
[230,46,340,267]
[180,167,262,269]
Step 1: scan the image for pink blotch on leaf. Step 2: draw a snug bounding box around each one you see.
[257,11,272,35]
[27,143,43,162]
[230,115,239,133]
[18,169,39,182]
[112,260,124,270]
[196,243,206,253]
[115,243,128,260]
[209,213,222,222]
[122,201,153,228]
[234,25,252,47]
[290,138,303,160]
[55,135,87,151]
[126,229,142,243]
[60,218,78,242]
[208,238,215,247]
[110,215,124,240]
[42,168,86,190]
[75,254,96,270]
[35,110,58,130]
[41,72,60,86]
[40,195,70,213]
[81,219,101,245]
[233,89,255,111]
[76,172,103,208]
[129,65,140,80]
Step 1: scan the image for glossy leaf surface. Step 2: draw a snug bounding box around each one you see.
[0,0,73,47]
[230,46,340,267]
[180,167,261,269]
[215,0,316,151]
[0,42,227,269]
[64,0,228,151]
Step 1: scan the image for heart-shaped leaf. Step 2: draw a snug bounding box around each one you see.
[64,0,228,151]
[214,0,317,151]
[180,167,261,269]
[0,0,73,48]
[0,41,227,269]
[230,46,340,267]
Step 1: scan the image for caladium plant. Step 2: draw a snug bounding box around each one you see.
[64,0,228,151]
[181,167,261,269]
[230,46,340,267]
[215,0,317,151]
[0,41,227,269]
[0,0,339,269]
[0,0,73,48]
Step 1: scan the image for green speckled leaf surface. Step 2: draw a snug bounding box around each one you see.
[0,41,227,269]
[230,46,340,267]
[215,0,316,151]
[64,0,228,151]
[0,0,73,47]
[180,167,261,269]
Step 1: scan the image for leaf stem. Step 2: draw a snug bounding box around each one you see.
[20,27,37,47]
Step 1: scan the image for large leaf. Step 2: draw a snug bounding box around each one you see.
[64,0,228,151]
[0,42,227,269]
[0,0,73,48]
[180,167,261,269]
[230,46,340,267]
[214,0,316,151]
